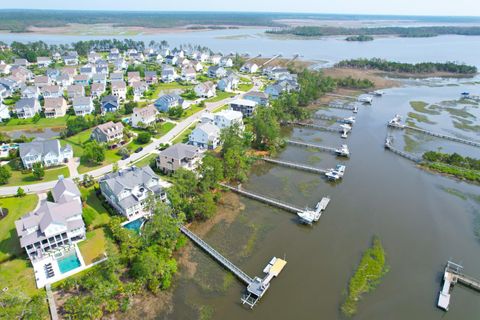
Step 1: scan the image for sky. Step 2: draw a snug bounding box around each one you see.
[3,0,480,17]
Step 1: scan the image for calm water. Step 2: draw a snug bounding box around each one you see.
[3,28,480,319]
[2,28,480,67]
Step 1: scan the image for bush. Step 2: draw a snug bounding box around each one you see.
[136,132,151,144]
[0,165,11,185]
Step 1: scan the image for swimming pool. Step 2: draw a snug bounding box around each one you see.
[57,252,81,274]
[123,218,145,233]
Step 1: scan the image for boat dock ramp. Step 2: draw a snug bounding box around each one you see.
[286,140,350,157]
[384,136,422,163]
[388,115,480,148]
[180,226,287,309]
[438,261,480,311]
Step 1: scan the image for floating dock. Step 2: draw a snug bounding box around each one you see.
[286,140,350,157]
[180,226,286,308]
[388,115,480,148]
[297,197,330,225]
[438,261,480,311]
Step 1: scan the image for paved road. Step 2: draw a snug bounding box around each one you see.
[0,83,259,196]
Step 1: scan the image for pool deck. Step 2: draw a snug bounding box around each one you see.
[32,243,107,288]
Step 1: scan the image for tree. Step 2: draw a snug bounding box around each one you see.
[16,187,26,197]
[136,132,151,144]
[32,163,45,180]
[197,153,223,191]
[167,106,184,119]
[251,107,282,151]
[223,145,250,182]
[191,191,216,220]
[81,140,106,165]
[0,165,11,185]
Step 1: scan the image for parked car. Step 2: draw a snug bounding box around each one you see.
[121,154,129,160]
[134,147,143,153]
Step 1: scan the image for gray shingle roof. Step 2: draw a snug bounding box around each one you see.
[19,140,62,158]
[160,143,200,161]
[52,178,81,204]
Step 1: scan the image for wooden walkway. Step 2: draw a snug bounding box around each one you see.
[263,157,328,174]
[384,140,422,163]
[45,284,59,320]
[286,121,342,133]
[180,226,253,284]
[287,139,337,153]
[404,125,480,148]
[220,183,303,213]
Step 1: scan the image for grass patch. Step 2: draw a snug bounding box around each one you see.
[445,107,476,119]
[61,128,93,157]
[205,91,235,103]
[452,118,480,132]
[238,82,254,92]
[0,259,39,297]
[172,123,196,144]
[131,153,157,168]
[240,223,258,258]
[181,104,207,119]
[147,82,192,100]
[156,122,176,137]
[409,101,440,115]
[422,162,480,183]
[341,236,389,317]
[0,115,71,132]
[213,105,229,113]
[5,165,70,187]
[407,112,436,125]
[403,134,420,153]
[78,228,107,265]
[0,194,38,262]
[80,186,111,230]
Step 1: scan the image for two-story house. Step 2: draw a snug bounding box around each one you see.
[73,96,94,116]
[99,166,167,221]
[131,105,158,128]
[44,97,68,118]
[111,80,127,100]
[156,143,202,174]
[214,109,245,130]
[19,139,73,169]
[189,123,221,149]
[91,121,124,144]
[14,98,41,119]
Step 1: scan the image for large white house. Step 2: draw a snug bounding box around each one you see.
[214,109,244,130]
[189,122,221,149]
[194,81,216,98]
[131,105,158,128]
[19,140,73,169]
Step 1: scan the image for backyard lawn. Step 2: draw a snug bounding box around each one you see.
[156,122,176,137]
[132,153,157,168]
[80,186,111,230]
[78,228,107,265]
[239,82,254,92]
[0,115,72,132]
[0,194,38,262]
[172,123,196,144]
[5,165,70,187]
[147,82,193,100]
[0,259,40,297]
[181,104,208,119]
[61,128,93,157]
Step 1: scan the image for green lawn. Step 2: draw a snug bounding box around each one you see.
[181,104,208,119]
[213,105,229,113]
[0,259,39,297]
[172,123,196,144]
[0,194,38,262]
[238,83,254,92]
[78,228,107,265]
[132,153,157,168]
[80,186,111,230]
[147,82,193,100]
[0,115,72,132]
[5,166,70,187]
[61,128,93,157]
[156,122,176,137]
[205,91,236,103]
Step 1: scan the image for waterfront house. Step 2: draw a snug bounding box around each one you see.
[194,81,216,98]
[229,98,258,117]
[14,98,40,119]
[67,84,85,99]
[131,105,158,128]
[19,139,73,169]
[91,121,124,144]
[154,94,185,112]
[101,95,120,113]
[44,97,68,118]
[41,85,63,99]
[99,166,167,221]
[111,80,127,100]
[244,91,269,106]
[15,177,85,262]
[73,75,89,86]
[73,96,94,116]
[161,66,177,83]
[91,83,106,98]
[157,143,202,174]
[240,62,259,74]
[207,66,227,78]
[214,109,244,130]
[189,123,221,149]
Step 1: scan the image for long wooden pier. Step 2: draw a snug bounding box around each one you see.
[384,138,422,163]
[287,139,337,153]
[285,121,342,133]
[45,284,59,320]
[324,103,357,112]
[180,226,253,284]
[220,183,303,213]
[404,125,480,148]
[261,54,282,67]
[263,157,329,174]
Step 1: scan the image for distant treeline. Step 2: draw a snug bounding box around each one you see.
[267,26,480,38]
[335,58,477,74]
[345,35,374,42]
[0,10,284,32]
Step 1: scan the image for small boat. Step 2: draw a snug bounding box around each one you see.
[297,210,315,225]
[353,106,359,114]
[325,165,346,181]
[373,90,384,96]
[335,145,350,157]
[358,95,373,104]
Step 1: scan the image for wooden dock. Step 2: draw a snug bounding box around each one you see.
[45,284,59,320]
[438,261,480,311]
[404,125,480,148]
[220,183,303,213]
[287,139,337,153]
[313,114,355,124]
[384,138,422,163]
[285,121,342,133]
[324,103,357,112]
[262,157,328,174]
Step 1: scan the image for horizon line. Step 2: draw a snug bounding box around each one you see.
[1,8,480,18]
